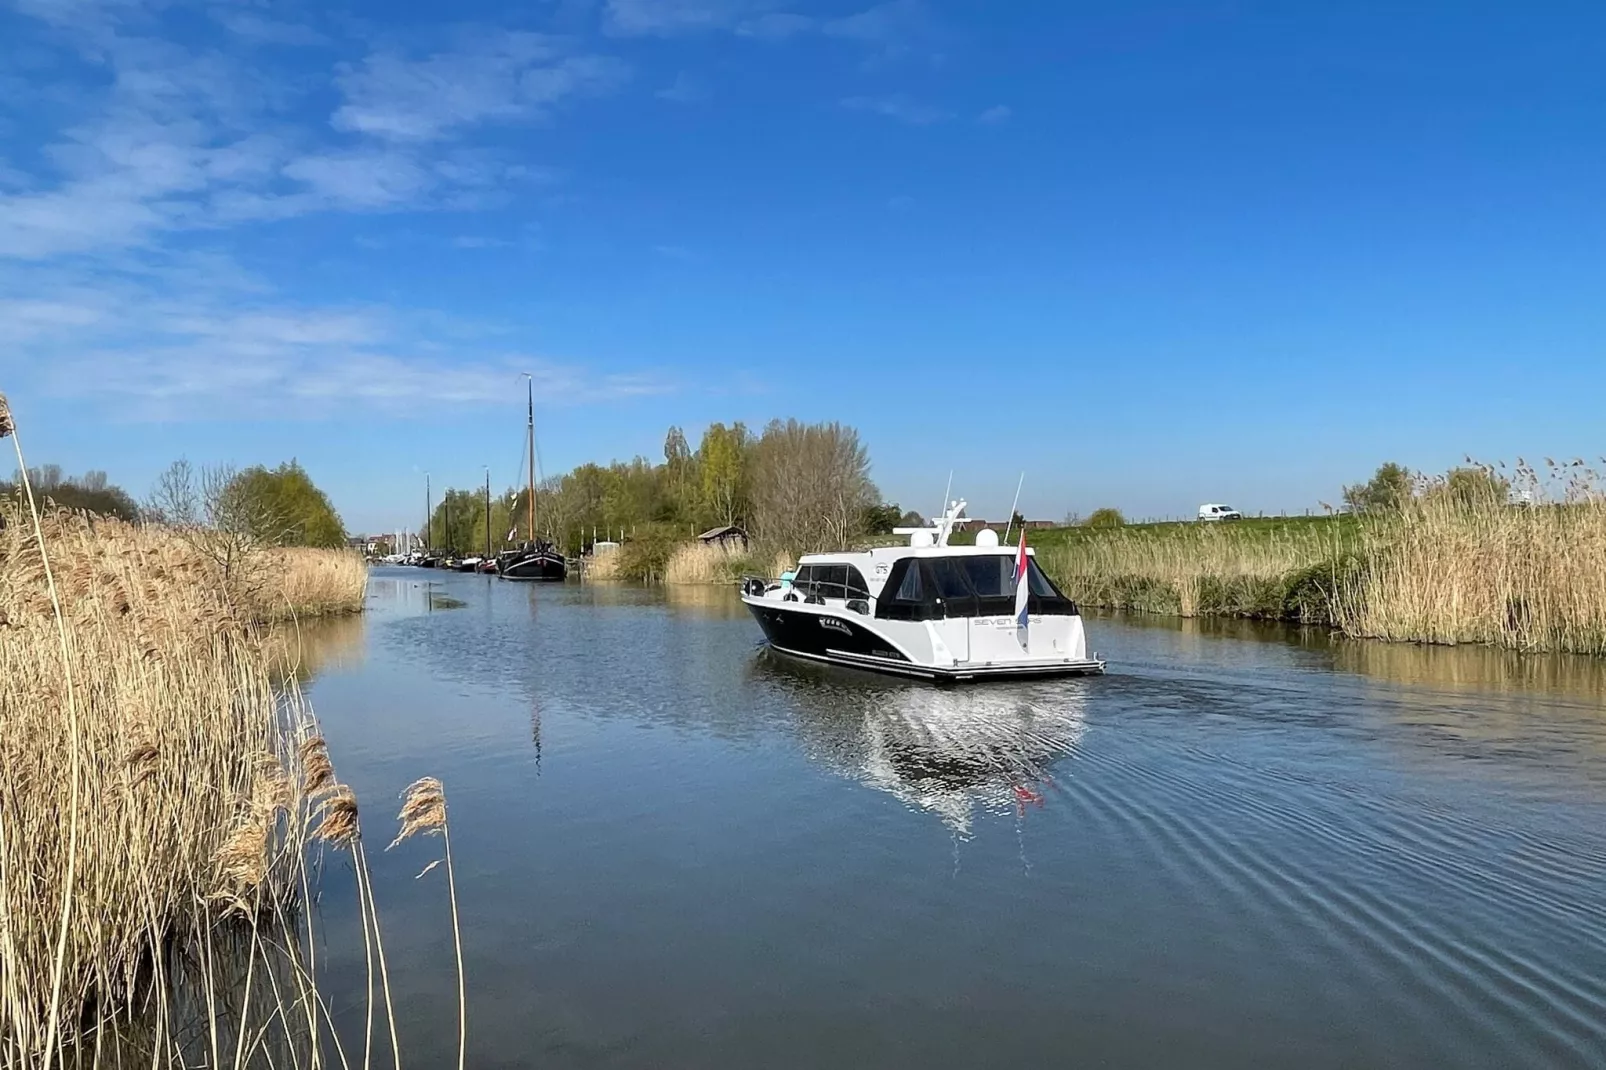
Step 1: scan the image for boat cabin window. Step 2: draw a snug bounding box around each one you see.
[875,554,1078,621]
[793,562,871,602]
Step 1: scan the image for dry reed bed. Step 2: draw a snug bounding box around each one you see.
[1042,488,1606,655]
[254,547,368,622]
[663,541,790,586]
[0,512,317,1063]
[1343,495,1606,655]
[1042,524,1340,619]
[0,509,460,1068]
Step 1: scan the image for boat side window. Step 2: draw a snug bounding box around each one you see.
[817,564,849,599]
[845,565,871,600]
[875,558,939,621]
[895,562,923,600]
[791,564,817,599]
[1027,560,1059,597]
[1025,559,1079,614]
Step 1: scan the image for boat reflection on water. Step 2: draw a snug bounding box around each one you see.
[754,652,1090,836]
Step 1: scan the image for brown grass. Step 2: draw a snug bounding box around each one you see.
[0,509,323,1064]
[582,542,623,581]
[252,548,368,622]
[1042,523,1338,617]
[1339,482,1606,655]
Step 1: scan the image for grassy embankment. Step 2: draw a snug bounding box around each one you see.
[0,487,459,1061]
[1033,499,1606,655]
[585,529,787,586]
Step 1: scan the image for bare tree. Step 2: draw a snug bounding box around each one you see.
[750,420,878,553]
[146,459,287,605]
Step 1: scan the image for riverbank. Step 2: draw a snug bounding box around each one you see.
[0,504,444,1066]
[1038,498,1606,655]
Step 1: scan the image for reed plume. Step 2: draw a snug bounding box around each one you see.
[390,777,466,1070]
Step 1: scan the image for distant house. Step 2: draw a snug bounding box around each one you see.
[953,518,1055,535]
[697,525,749,551]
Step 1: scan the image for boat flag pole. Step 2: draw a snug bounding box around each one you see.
[1003,472,1025,544]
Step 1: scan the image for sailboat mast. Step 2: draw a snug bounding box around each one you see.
[526,375,537,542]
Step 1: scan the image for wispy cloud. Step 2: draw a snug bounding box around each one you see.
[452,235,514,249]
[841,94,950,125]
[5,261,674,419]
[603,0,767,36]
[212,12,329,48]
[736,12,814,40]
[652,243,700,262]
[332,34,629,141]
[977,104,1011,125]
[0,12,608,260]
[823,0,930,43]
[655,71,709,104]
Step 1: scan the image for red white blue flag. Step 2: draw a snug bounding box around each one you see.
[1012,530,1030,648]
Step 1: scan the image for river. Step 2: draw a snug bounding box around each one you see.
[281,567,1606,1068]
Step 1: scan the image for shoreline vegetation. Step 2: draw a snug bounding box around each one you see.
[1037,463,1606,656]
[0,397,458,1069]
[583,456,1606,658]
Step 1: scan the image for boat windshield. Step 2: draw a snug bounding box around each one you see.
[876,554,1076,620]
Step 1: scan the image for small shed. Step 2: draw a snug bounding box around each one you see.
[697,525,749,551]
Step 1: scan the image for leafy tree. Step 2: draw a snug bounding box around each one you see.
[3,466,139,520]
[226,461,347,547]
[863,502,903,535]
[663,425,697,523]
[899,509,926,527]
[1085,507,1126,528]
[1438,466,1510,508]
[1009,510,1027,531]
[697,422,748,528]
[1343,462,1412,514]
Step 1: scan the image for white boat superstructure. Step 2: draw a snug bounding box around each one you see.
[741,499,1105,682]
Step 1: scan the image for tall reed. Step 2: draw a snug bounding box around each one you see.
[1042,522,1338,618]
[253,548,369,622]
[1339,463,1606,654]
[0,415,426,1067]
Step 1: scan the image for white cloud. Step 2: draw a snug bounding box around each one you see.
[735,12,813,40]
[213,12,329,48]
[4,260,674,419]
[841,94,949,125]
[603,0,767,36]
[655,71,708,104]
[332,35,629,141]
[823,0,929,42]
[977,104,1011,125]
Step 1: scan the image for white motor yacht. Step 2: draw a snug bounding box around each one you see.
[741,500,1105,682]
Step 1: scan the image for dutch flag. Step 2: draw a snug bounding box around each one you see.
[1012,530,1031,649]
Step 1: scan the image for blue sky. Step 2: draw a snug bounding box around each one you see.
[2,0,1603,531]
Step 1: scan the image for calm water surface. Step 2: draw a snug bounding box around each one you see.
[286,568,1606,1069]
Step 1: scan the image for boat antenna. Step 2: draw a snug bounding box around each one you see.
[524,373,536,545]
[939,470,953,525]
[1003,472,1025,543]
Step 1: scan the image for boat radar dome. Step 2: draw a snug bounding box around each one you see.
[975,529,999,547]
[910,530,935,547]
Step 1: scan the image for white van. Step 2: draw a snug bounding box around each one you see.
[1197,503,1243,521]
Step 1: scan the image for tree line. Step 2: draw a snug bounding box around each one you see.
[2,466,141,521]
[426,418,906,556]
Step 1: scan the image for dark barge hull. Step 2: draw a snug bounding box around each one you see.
[500,553,568,581]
